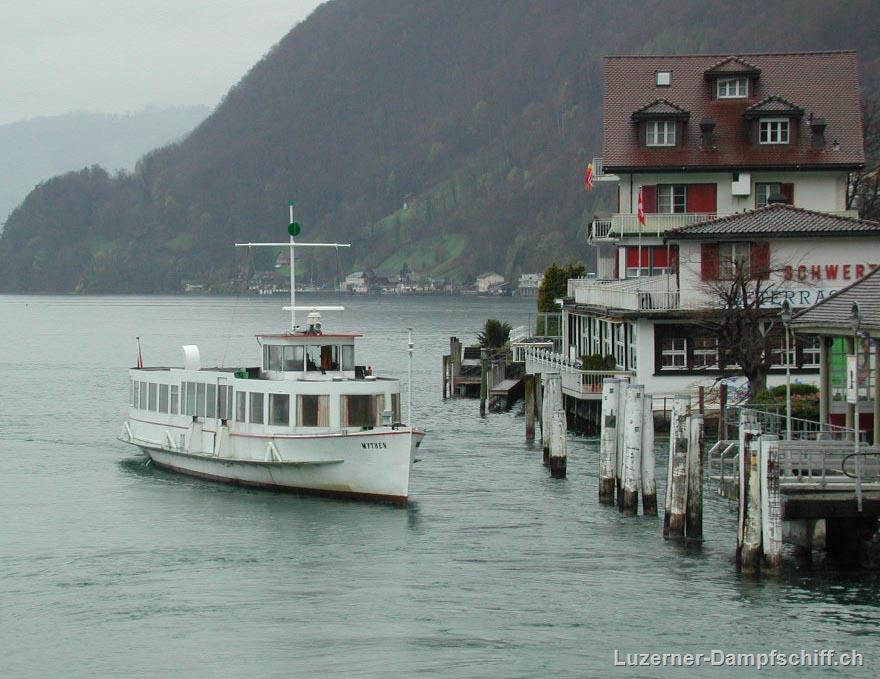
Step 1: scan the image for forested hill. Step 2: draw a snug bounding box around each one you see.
[2,0,879,292]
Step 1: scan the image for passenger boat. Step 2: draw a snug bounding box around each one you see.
[120,212,424,504]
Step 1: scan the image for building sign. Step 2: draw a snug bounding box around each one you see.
[782,263,878,282]
[768,287,844,307]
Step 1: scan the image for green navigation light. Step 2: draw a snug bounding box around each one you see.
[288,222,301,237]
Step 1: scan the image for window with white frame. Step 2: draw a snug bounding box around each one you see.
[772,339,796,368]
[802,337,821,368]
[755,182,785,208]
[717,77,748,98]
[661,337,687,370]
[693,336,718,369]
[718,241,751,279]
[602,320,613,357]
[657,184,687,213]
[646,120,676,146]
[759,118,790,144]
[627,323,638,370]
[614,323,626,368]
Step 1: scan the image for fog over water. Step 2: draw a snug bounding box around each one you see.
[1,294,878,677]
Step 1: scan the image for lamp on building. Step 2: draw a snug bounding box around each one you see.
[849,301,863,512]
[780,300,793,441]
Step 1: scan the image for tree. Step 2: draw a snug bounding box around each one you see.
[697,257,784,399]
[537,261,585,312]
[477,319,512,349]
[847,95,880,220]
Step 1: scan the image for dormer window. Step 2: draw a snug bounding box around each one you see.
[646,120,676,146]
[656,70,671,87]
[716,77,748,98]
[759,118,790,144]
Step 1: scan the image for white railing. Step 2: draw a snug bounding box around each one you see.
[567,274,700,311]
[590,212,722,240]
[510,340,554,363]
[522,347,633,398]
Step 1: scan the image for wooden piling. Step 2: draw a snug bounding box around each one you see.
[641,394,657,516]
[615,376,628,508]
[718,383,728,440]
[621,384,644,515]
[549,409,567,478]
[760,435,783,570]
[664,394,690,539]
[479,348,488,417]
[524,375,535,442]
[542,374,561,465]
[442,355,449,399]
[599,378,619,504]
[685,413,704,542]
[698,386,705,415]
[736,410,762,573]
[740,435,763,574]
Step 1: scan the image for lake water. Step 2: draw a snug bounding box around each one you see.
[1,294,878,678]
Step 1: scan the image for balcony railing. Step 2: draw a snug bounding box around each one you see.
[567,274,701,311]
[590,212,721,241]
[523,346,633,399]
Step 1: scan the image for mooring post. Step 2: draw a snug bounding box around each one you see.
[736,410,762,572]
[524,375,535,442]
[615,376,628,508]
[479,348,488,417]
[442,355,449,399]
[542,374,560,465]
[685,413,704,542]
[641,394,657,516]
[549,409,567,478]
[760,435,782,570]
[740,435,763,574]
[621,384,644,515]
[665,394,691,539]
[698,386,705,415]
[662,397,680,537]
[599,378,619,504]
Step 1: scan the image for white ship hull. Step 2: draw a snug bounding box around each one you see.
[124,419,423,504]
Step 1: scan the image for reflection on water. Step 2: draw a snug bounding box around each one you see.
[1,294,878,678]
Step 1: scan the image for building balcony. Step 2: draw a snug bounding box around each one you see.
[567,274,701,312]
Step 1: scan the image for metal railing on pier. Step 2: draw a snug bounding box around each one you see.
[522,347,633,399]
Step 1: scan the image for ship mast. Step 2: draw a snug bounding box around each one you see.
[236,202,350,330]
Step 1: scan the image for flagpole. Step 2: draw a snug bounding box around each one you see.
[289,203,296,330]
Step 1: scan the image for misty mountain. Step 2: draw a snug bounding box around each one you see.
[1,0,879,292]
[0,107,208,226]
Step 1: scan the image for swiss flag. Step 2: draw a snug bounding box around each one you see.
[637,188,646,225]
[584,163,593,191]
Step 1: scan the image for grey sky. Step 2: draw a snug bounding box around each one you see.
[0,0,324,125]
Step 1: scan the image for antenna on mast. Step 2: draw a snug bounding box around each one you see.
[235,202,351,332]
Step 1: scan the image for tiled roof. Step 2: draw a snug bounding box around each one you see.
[791,265,880,334]
[603,52,864,171]
[743,95,804,118]
[704,56,762,77]
[666,204,880,239]
[631,99,691,119]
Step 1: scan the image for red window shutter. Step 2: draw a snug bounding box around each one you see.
[686,183,717,214]
[642,185,657,213]
[652,246,669,268]
[781,183,794,205]
[751,241,770,279]
[626,247,639,267]
[701,243,719,281]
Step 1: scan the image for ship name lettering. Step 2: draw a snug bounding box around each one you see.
[361,442,387,449]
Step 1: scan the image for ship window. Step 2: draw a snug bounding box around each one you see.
[206,384,217,418]
[184,382,195,415]
[140,382,148,411]
[341,345,355,371]
[298,395,330,427]
[196,383,207,417]
[132,381,139,408]
[130,380,135,406]
[170,385,179,414]
[235,392,246,422]
[341,395,384,428]
[391,393,401,422]
[305,345,340,371]
[249,392,264,424]
[159,384,169,413]
[342,394,376,428]
[267,345,282,371]
[218,385,232,420]
[269,394,290,426]
[283,345,304,371]
[148,383,158,411]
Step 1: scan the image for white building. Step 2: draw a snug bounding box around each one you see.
[559,51,870,399]
[476,272,505,293]
[518,273,543,296]
[344,271,369,294]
